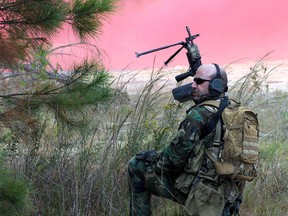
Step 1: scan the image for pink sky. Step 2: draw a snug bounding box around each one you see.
[52,0,288,71]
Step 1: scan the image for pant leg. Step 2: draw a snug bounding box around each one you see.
[128,156,152,216]
[128,156,185,215]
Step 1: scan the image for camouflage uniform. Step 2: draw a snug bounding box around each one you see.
[128,100,243,216]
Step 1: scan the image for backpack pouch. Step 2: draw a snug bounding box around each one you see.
[184,181,224,216]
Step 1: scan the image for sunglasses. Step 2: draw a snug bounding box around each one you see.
[194,78,211,85]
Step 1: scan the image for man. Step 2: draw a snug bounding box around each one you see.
[128,64,242,216]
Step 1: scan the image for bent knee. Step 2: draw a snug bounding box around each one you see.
[128,156,146,177]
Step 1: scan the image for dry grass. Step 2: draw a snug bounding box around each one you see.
[0,59,288,215]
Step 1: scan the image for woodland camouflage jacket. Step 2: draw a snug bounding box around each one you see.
[153,103,218,175]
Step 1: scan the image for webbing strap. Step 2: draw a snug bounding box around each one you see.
[203,96,229,136]
[204,148,216,162]
[214,118,222,144]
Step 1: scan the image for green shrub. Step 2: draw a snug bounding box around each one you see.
[0,169,32,216]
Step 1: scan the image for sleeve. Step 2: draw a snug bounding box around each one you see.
[153,107,209,173]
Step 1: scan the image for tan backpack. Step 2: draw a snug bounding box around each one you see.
[200,98,259,181]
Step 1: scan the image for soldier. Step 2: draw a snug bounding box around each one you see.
[128,63,243,216]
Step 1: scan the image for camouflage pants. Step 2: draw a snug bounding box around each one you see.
[128,154,238,216]
[128,155,186,216]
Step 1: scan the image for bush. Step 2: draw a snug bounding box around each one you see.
[0,169,32,215]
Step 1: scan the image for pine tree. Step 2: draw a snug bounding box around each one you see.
[0,0,118,213]
[0,0,116,64]
[0,0,117,143]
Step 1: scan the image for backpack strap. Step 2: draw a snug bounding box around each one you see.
[201,97,229,136]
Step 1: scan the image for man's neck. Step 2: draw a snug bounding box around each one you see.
[196,94,225,104]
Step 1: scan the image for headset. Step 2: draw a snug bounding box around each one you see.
[208,63,228,95]
[173,64,228,102]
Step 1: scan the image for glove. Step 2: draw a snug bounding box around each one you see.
[135,150,158,164]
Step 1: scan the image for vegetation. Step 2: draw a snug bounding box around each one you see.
[226,58,288,216]
[1,54,288,215]
[0,1,287,215]
[0,0,118,215]
[0,0,117,134]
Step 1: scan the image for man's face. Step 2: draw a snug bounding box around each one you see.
[191,68,213,102]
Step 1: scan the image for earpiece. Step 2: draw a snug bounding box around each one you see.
[208,64,226,95]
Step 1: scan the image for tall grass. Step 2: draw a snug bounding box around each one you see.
[242,141,288,216]
[226,58,288,216]
[0,60,288,215]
